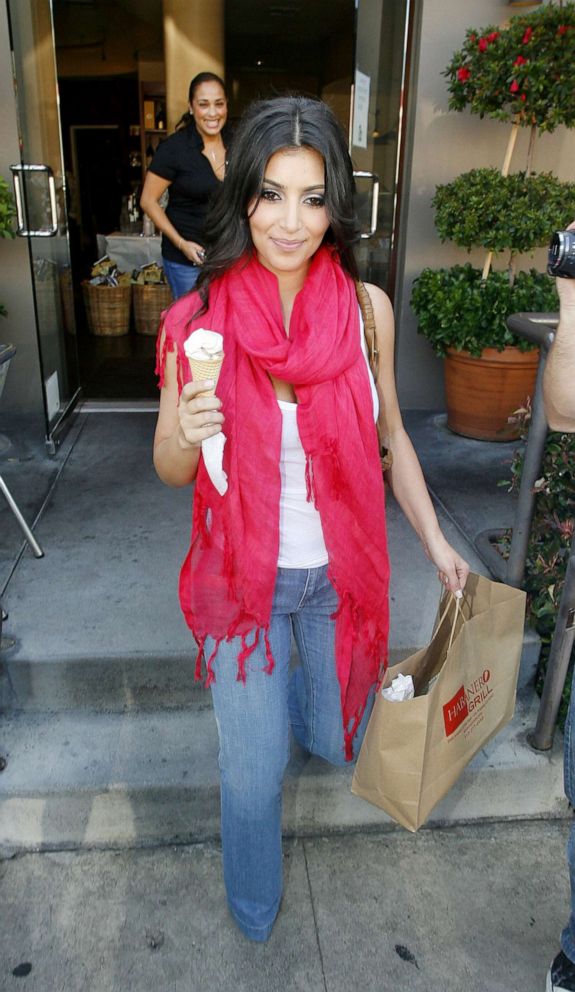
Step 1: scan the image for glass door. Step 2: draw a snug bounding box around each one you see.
[7,0,80,449]
[352,0,414,302]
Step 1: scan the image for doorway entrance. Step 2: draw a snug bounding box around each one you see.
[13,0,415,406]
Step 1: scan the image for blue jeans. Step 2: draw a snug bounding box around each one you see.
[562,669,575,961]
[207,565,373,942]
[162,257,200,299]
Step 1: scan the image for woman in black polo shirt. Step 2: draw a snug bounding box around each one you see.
[140,72,231,299]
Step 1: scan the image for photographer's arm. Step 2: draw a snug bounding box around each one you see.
[543,274,575,434]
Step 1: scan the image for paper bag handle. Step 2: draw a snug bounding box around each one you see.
[432,590,466,649]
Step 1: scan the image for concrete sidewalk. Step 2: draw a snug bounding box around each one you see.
[0,820,570,991]
[0,409,566,853]
[0,406,571,991]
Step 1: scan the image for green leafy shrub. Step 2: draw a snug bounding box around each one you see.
[411,264,558,356]
[0,176,15,319]
[0,177,15,240]
[444,2,575,132]
[433,169,575,254]
[504,425,575,724]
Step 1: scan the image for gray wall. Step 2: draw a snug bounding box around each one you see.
[0,3,45,421]
[395,0,575,408]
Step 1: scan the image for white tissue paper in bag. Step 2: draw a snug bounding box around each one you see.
[381,673,415,702]
[202,431,228,496]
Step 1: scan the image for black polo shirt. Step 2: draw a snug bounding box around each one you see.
[148,122,230,265]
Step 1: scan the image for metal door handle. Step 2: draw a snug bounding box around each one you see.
[353,170,380,239]
[10,164,58,237]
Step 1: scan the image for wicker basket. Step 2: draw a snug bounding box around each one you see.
[82,281,131,336]
[132,282,173,335]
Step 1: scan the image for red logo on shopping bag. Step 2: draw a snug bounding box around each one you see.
[443,685,469,736]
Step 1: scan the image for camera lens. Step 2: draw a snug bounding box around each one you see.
[547,230,575,279]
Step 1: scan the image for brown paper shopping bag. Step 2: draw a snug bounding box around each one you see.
[351,572,526,832]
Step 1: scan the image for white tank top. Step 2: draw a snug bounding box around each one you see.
[277,311,379,568]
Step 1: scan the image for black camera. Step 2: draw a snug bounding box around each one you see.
[547,230,575,278]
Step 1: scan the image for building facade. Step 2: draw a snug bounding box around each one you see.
[0,0,573,448]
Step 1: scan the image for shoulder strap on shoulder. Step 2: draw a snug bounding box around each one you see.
[355,281,393,474]
[355,280,379,381]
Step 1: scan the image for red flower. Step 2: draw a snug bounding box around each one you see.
[558,25,568,35]
[487,31,500,43]
[469,33,476,43]
[457,66,471,83]
[513,55,527,66]
[520,93,527,102]
[522,26,533,44]
[510,80,520,94]
[478,37,488,52]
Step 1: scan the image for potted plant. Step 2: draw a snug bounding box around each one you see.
[410,2,575,441]
[412,169,572,439]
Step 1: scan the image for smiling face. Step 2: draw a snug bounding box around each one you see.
[190,80,227,140]
[247,146,330,283]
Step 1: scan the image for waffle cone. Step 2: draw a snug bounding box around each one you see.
[188,356,224,396]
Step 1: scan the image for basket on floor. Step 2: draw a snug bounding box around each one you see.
[132,282,173,336]
[82,281,131,336]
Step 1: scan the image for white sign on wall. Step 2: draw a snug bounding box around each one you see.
[45,371,60,422]
[352,70,370,149]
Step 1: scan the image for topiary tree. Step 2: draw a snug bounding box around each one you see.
[442,2,575,280]
[444,3,575,136]
[412,2,575,355]
[432,168,575,277]
[410,4,575,442]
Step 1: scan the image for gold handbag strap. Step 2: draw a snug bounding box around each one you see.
[355,280,392,472]
[355,280,379,380]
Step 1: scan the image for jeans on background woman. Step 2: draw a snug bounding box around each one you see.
[162,258,200,300]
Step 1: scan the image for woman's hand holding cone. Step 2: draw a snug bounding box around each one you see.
[177,380,224,449]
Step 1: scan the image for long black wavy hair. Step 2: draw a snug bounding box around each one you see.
[195,95,361,311]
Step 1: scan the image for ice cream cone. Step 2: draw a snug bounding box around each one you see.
[188,356,224,396]
[184,328,224,395]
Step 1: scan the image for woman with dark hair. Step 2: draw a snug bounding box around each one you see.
[140,72,230,299]
[154,95,469,941]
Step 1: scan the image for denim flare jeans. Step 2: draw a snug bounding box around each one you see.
[206,565,373,942]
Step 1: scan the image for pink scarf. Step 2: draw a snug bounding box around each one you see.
[157,246,390,759]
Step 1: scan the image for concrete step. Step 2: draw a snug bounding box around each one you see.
[0,641,433,714]
[1,649,205,714]
[0,622,540,713]
[0,689,567,856]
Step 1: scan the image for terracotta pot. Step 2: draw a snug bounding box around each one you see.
[444,346,540,442]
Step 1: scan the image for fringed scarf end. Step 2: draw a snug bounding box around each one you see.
[236,629,260,683]
[193,633,222,687]
[263,628,275,674]
[304,453,318,508]
[204,638,221,687]
[344,727,355,762]
[155,317,170,388]
[194,635,206,682]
